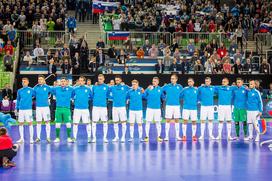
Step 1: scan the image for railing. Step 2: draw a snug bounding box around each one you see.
[255,33,272,54]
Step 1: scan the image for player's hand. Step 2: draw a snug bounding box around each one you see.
[141,88,145,93]
[257,112,262,117]
[95,82,98,85]
[148,85,153,90]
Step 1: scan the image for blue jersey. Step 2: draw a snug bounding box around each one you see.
[51,86,74,108]
[109,84,130,107]
[232,86,247,109]
[34,84,51,107]
[247,89,263,112]
[127,88,144,111]
[197,85,215,106]
[73,85,92,109]
[215,86,234,106]
[92,83,110,107]
[180,86,198,110]
[144,86,164,109]
[16,87,34,110]
[162,83,183,106]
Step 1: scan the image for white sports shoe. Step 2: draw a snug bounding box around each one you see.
[91,138,96,143]
[244,137,253,141]
[128,138,133,142]
[268,144,272,148]
[255,135,260,142]
[215,136,222,140]
[140,138,145,142]
[199,136,204,140]
[88,137,92,143]
[228,136,234,141]
[67,138,74,143]
[30,139,34,144]
[16,138,24,144]
[121,137,125,143]
[54,138,60,143]
[164,137,169,141]
[104,138,109,143]
[112,137,119,142]
[209,135,216,140]
[176,137,182,141]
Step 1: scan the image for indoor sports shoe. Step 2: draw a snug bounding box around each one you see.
[112,137,119,142]
[227,136,234,141]
[67,138,74,143]
[91,138,96,143]
[244,137,253,141]
[16,138,24,144]
[128,138,133,142]
[7,161,16,167]
[104,138,109,143]
[209,135,216,140]
[255,135,260,142]
[176,137,182,141]
[144,137,149,142]
[35,138,41,143]
[164,137,169,141]
[54,138,60,143]
[121,137,125,143]
[157,136,163,142]
[46,138,51,143]
[181,136,187,141]
[199,135,204,140]
[30,139,34,144]
[192,136,197,141]
[268,144,272,148]
[88,137,92,143]
[215,136,222,140]
[72,138,77,143]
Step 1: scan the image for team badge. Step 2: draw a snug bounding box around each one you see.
[158,90,160,92]
[66,88,68,91]
[121,87,124,90]
[104,87,106,90]
[242,90,245,93]
[194,90,197,94]
[85,90,87,93]
[138,92,140,95]
[27,90,30,94]
[44,88,47,91]
[252,93,255,96]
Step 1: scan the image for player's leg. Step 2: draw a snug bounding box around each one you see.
[245,111,254,141]
[54,107,62,143]
[253,112,260,142]
[112,107,119,142]
[145,108,152,142]
[72,109,80,142]
[129,111,135,141]
[199,106,207,140]
[226,106,233,140]
[44,107,51,143]
[233,108,240,138]
[91,107,99,143]
[62,108,73,142]
[81,110,91,143]
[191,110,198,141]
[120,107,127,143]
[136,111,143,141]
[101,107,109,143]
[26,110,34,144]
[240,109,248,139]
[164,106,172,141]
[17,110,25,143]
[174,106,181,141]
[182,109,189,141]
[154,109,162,142]
[217,106,224,140]
[208,106,215,139]
[35,107,42,143]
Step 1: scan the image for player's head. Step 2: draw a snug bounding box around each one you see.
[22,77,29,87]
[38,75,45,85]
[0,127,7,136]
[255,80,260,87]
[249,79,256,89]
[98,74,105,84]
[60,77,67,87]
[170,74,178,84]
[222,77,229,86]
[53,81,59,86]
[115,75,122,85]
[109,79,115,86]
[152,77,159,86]
[236,78,243,87]
[188,78,194,87]
[205,77,211,86]
[78,76,86,86]
[131,79,139,89]
[87,79,91,86]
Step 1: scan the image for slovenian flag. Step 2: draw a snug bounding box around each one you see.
[108,31,130,41]
[259,23,272,33]
[92,1,120,14]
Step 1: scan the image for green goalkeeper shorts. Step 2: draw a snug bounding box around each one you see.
[233,108,247,122]
[55,107,72,123]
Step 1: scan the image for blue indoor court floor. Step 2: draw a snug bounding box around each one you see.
[1,123,272,181]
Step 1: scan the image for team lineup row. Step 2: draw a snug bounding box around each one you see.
[15,74,263,144]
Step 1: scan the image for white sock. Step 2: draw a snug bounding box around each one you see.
[114,123,119,139]
[165,122,170,138]
[145,122,150,138]
[92,123,97,139]
[86,124,91,138]
[37,123,41,139]
[182,124,187,137]
[156,122,161,137]
[218,122,223,137]
[45,122,51,139]
[73,124,78,139]
[200,123,205,137]
[192,124,197,137]
[29,125,34,141]
[19,125,24,140]
[227,122,232,137]
[130,125,134,139]
[175,123,180,138]
[138,124,143,139]
[249,124,253,138]
[208,122,213,137]
[121,123,127,139]
[103,123,108,139]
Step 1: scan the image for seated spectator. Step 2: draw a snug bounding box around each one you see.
[46,50,53,63]
[259,59,271,74]
[96,48,106,67]
[255,80,264,95]
[205,59,215,74]
[180,57,190,74]
[96,38,105,48]
[53,51,60,64]
[223,59,232,74]
[4,41,14,55]
[117,49,128,64]
[158,39,166,56]
[55,37,64,48]
[88,55,96,73]
[136,47,145,59]
[3,51,13,71]
[33,45,44,58]
[233,49,243,63]
[155,59,165,74]
[23,51,33,67]
[61,59,72,74]
[169,58,179,72]
[229,40,238,55]
[148,44,159,58]
[173,48,181,62]
[143,40,151,55]
[187,40,195,56]
[7,25,16,44]
[170,38,178,52]
[191,52,199,65]
[108,44,117,58]
[217,43,227,59]
[214,60,224,74]
[1,84,12,100]
[243,58,253,73]
[48,58,57,75]
[122,66,131,74]
[232,59,243,74]
[61,51,70,64]
[72,52,80,75]
[60,44,70,58]
[123,37,133,52]
[194,59,204,74]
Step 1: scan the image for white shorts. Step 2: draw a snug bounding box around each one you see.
[200,106,214,121]
[129,110,143,124]
[146,108,161,122]
[112,107,127,122]
[92,107,108,122]
[36,107,51,122]
[182,109,197,121]
[165,105,181,119]
[247,111,260,124]
[73,109,90,124]
[218,105,232,121]
[18,110,33,123]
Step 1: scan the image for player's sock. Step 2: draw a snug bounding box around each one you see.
[92,123,97,139]
[200,123,205,137]
[29,125,34,141]
[45,122,51,139]
[175,122,180,138]
[243,122,248,136]
[66,123,71,138]
[227,122,232,138]
[73,124,78,139]
[192,124,197,137]
[248,124,253,138]
[156,122,161,137]
[138,125,143,139]
[86,124,91,138]
[121,123,127,139]
[182,124,187,137]
[37,123,41,139]
[19,125,24,140]
[130,125,134,139]
[103,123,108,139]
[165,122,170,138]
[235,122,240,137]
[218,122,223,137]
[208,122,213,137]
[145,122,150,138]
[56,123,61,138]
[113,123,119,139]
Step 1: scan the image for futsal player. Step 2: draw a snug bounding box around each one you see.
[72,76,92,143]
[180,78,198,141]
[197,77,216,140]
[91,74,110,143]
[215,78,234,140]
[16,78,34,144]
[33,75,51,143]
[127,80,145,142]
[51,77,74,143]
[162,74,183,141]
[109,75,130,142]
[245,80,263,142]
[232,78,248,140]
[144,77,164,142]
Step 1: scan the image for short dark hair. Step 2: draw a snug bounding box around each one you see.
[205,77,211,80]
[171,74,178,79]
[236,78,243,82]
[115,75,122,80]
[22,77,29,81]
[188,77,194,81]
[0,127,7,136]
[79,76,86,81]
[38,75,45,79]
[61,77,68,80]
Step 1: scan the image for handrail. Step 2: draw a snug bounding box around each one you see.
[10,41,20,91]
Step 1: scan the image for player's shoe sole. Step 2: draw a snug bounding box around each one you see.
[181,136,187,141]
[192,136,197,141]
[30,140,34,144]
[91,139,96,143]
[16,139,24,144]
[199,136,204,140]
[46,138,51,143]
[157,137,163,142]
[53,138,60,143]
[112,138,119,142]
[104,139,109,143]
[164,137,169,141]
[121,138,125,143]
[176,137,182,141]
[144,137,149,142]
[244,137,253,141]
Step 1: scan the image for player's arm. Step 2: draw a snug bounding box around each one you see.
[15,90,20,110]
[257,90,263,116]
